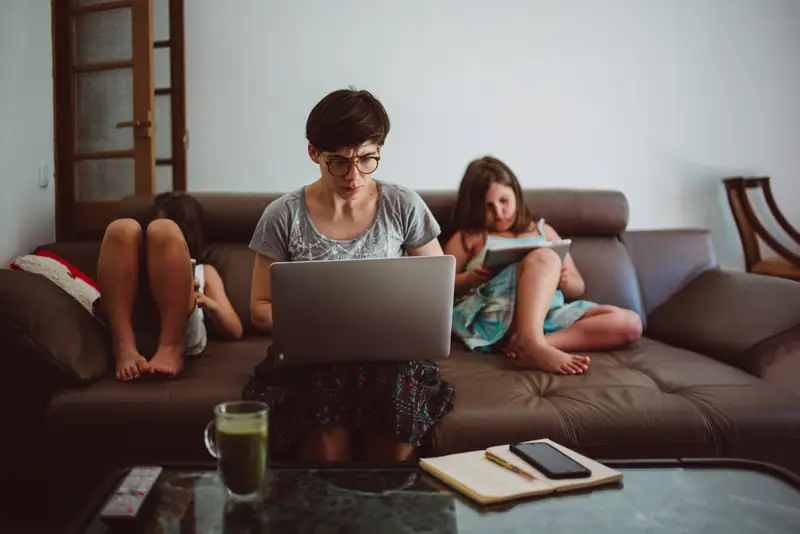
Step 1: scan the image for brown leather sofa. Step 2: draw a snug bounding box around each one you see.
[1,189,799,525]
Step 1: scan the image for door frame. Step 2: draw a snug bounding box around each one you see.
[155,0,187,193]
[51,0,187,241]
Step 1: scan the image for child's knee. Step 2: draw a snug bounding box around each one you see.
[616,309,643,344]
[146,218,185,245]
[104,218,141,245]
[520,247,561,272]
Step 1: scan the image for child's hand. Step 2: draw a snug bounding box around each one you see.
[558,264,570,289]
[196,291,218,311]
[194,281,218,311]
[467,264,493,287]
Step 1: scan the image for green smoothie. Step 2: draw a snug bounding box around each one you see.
[216,416,268,496]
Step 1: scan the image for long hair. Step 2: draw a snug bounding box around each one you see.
[451,156,533,237]
[149,192,204,260]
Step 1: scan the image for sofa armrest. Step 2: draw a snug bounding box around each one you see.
[0,269,110,384]
[647,269,800,388]
[742,325,800,394]
[622,229,716,316]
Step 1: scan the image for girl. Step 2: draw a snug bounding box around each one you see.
[94,192,243,381]
[444,156,642,375]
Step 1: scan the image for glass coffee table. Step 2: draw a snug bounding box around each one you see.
[73,459,800,534]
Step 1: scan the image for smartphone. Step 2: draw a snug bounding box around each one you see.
[509,442,592,479]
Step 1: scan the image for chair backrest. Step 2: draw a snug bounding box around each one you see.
[723,176,800,271]
[723,177,763,271]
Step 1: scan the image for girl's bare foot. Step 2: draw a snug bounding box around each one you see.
[506,334,590,375]
[149,346,185,378]
[115,347,150,381]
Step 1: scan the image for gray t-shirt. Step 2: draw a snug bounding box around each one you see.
[249,181,441,261]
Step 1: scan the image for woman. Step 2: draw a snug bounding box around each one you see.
[244,88,455,463]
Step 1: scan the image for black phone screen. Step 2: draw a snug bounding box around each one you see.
[509,442,592,479]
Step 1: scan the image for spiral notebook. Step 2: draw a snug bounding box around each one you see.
[419,439,623,505]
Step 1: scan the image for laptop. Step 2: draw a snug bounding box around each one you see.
[270,255,456,364]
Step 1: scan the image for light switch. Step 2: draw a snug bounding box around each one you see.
[38,163,49,189]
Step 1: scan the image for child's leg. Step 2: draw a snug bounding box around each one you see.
[145,219,194,377]
[296,427,352,462]
[512,249,590,374]
[546,306,642,352]
[97,218,149,381]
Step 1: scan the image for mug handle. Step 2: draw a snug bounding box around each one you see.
[204,420,219,459]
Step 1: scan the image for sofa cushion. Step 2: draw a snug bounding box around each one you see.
[45,337,268,522]
[0,269,110,384]
[46,338,267,427]
[647,269,800,366]
[432,338,800,465]
[570,237,645,319]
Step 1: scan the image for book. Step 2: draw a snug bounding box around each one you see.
[419,439,623,505]
[483,239,572,271]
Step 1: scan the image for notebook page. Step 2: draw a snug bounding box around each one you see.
[485,439,623,492]
[420,450,553,501]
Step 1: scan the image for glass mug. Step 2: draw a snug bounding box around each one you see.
[204,401,269,502]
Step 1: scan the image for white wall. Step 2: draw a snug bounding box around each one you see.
[0,0,55,265]
[185,0,800,270]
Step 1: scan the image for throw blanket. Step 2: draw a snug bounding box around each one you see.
[11,251,100,313]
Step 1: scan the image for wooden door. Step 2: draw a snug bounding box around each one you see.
[53,0,155,240]
[153,0,187,195]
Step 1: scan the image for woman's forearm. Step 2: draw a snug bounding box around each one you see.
[251,300,273,333]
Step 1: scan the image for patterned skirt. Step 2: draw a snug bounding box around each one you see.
[242,349,455,457]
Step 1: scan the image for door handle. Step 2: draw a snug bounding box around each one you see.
[116,119,152,128]
[116,112,154,139]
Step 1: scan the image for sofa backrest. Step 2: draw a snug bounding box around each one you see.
[117,189,629,244]
[114,189,645,334]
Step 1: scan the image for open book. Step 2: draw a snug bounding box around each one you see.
[419,439,622,505]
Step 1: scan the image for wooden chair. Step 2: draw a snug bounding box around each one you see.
[723,177,800,281]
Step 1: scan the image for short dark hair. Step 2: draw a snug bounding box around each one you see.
[306,87,391,152]
[452,156,534,235]
[149,192,205,260]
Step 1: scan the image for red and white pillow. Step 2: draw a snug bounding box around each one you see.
[10,251,100,313]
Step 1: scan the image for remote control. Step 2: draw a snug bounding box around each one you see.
[99,466,163,525]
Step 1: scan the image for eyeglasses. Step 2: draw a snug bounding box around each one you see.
[321,155,381,177]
